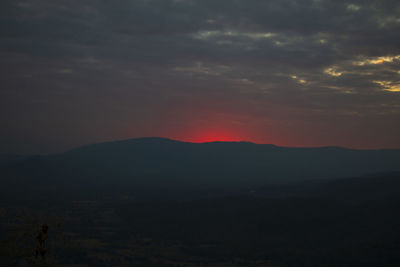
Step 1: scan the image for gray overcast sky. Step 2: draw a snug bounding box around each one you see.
[1,0,400,154]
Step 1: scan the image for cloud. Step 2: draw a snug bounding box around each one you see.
[1,0,400,152]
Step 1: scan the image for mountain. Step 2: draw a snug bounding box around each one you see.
[2,138,400,266]
[0,154,27,167]
[2,137,400,190]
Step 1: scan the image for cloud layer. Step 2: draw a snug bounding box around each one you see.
[1,0,400,153]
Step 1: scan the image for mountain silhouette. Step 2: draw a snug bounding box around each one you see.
[2,137,400,189]
[2,138,400,266]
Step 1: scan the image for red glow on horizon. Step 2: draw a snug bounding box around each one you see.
[172,128,253,143]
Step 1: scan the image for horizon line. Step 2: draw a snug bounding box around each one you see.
[69,136,399,152]
[2,136,400,156]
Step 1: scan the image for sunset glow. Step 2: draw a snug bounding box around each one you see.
[1,0,400,155]
[181,132,247,143]
[171,126,251,143]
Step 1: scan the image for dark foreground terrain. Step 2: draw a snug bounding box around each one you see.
[1,139,400,266]
[1,173,400,266]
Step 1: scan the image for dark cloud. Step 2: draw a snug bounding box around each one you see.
[1,0,400,153]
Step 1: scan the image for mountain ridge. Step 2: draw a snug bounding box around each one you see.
[1,137,398,189]
[63,137,400,156]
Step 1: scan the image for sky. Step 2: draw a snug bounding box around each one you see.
[1,0,400,154]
